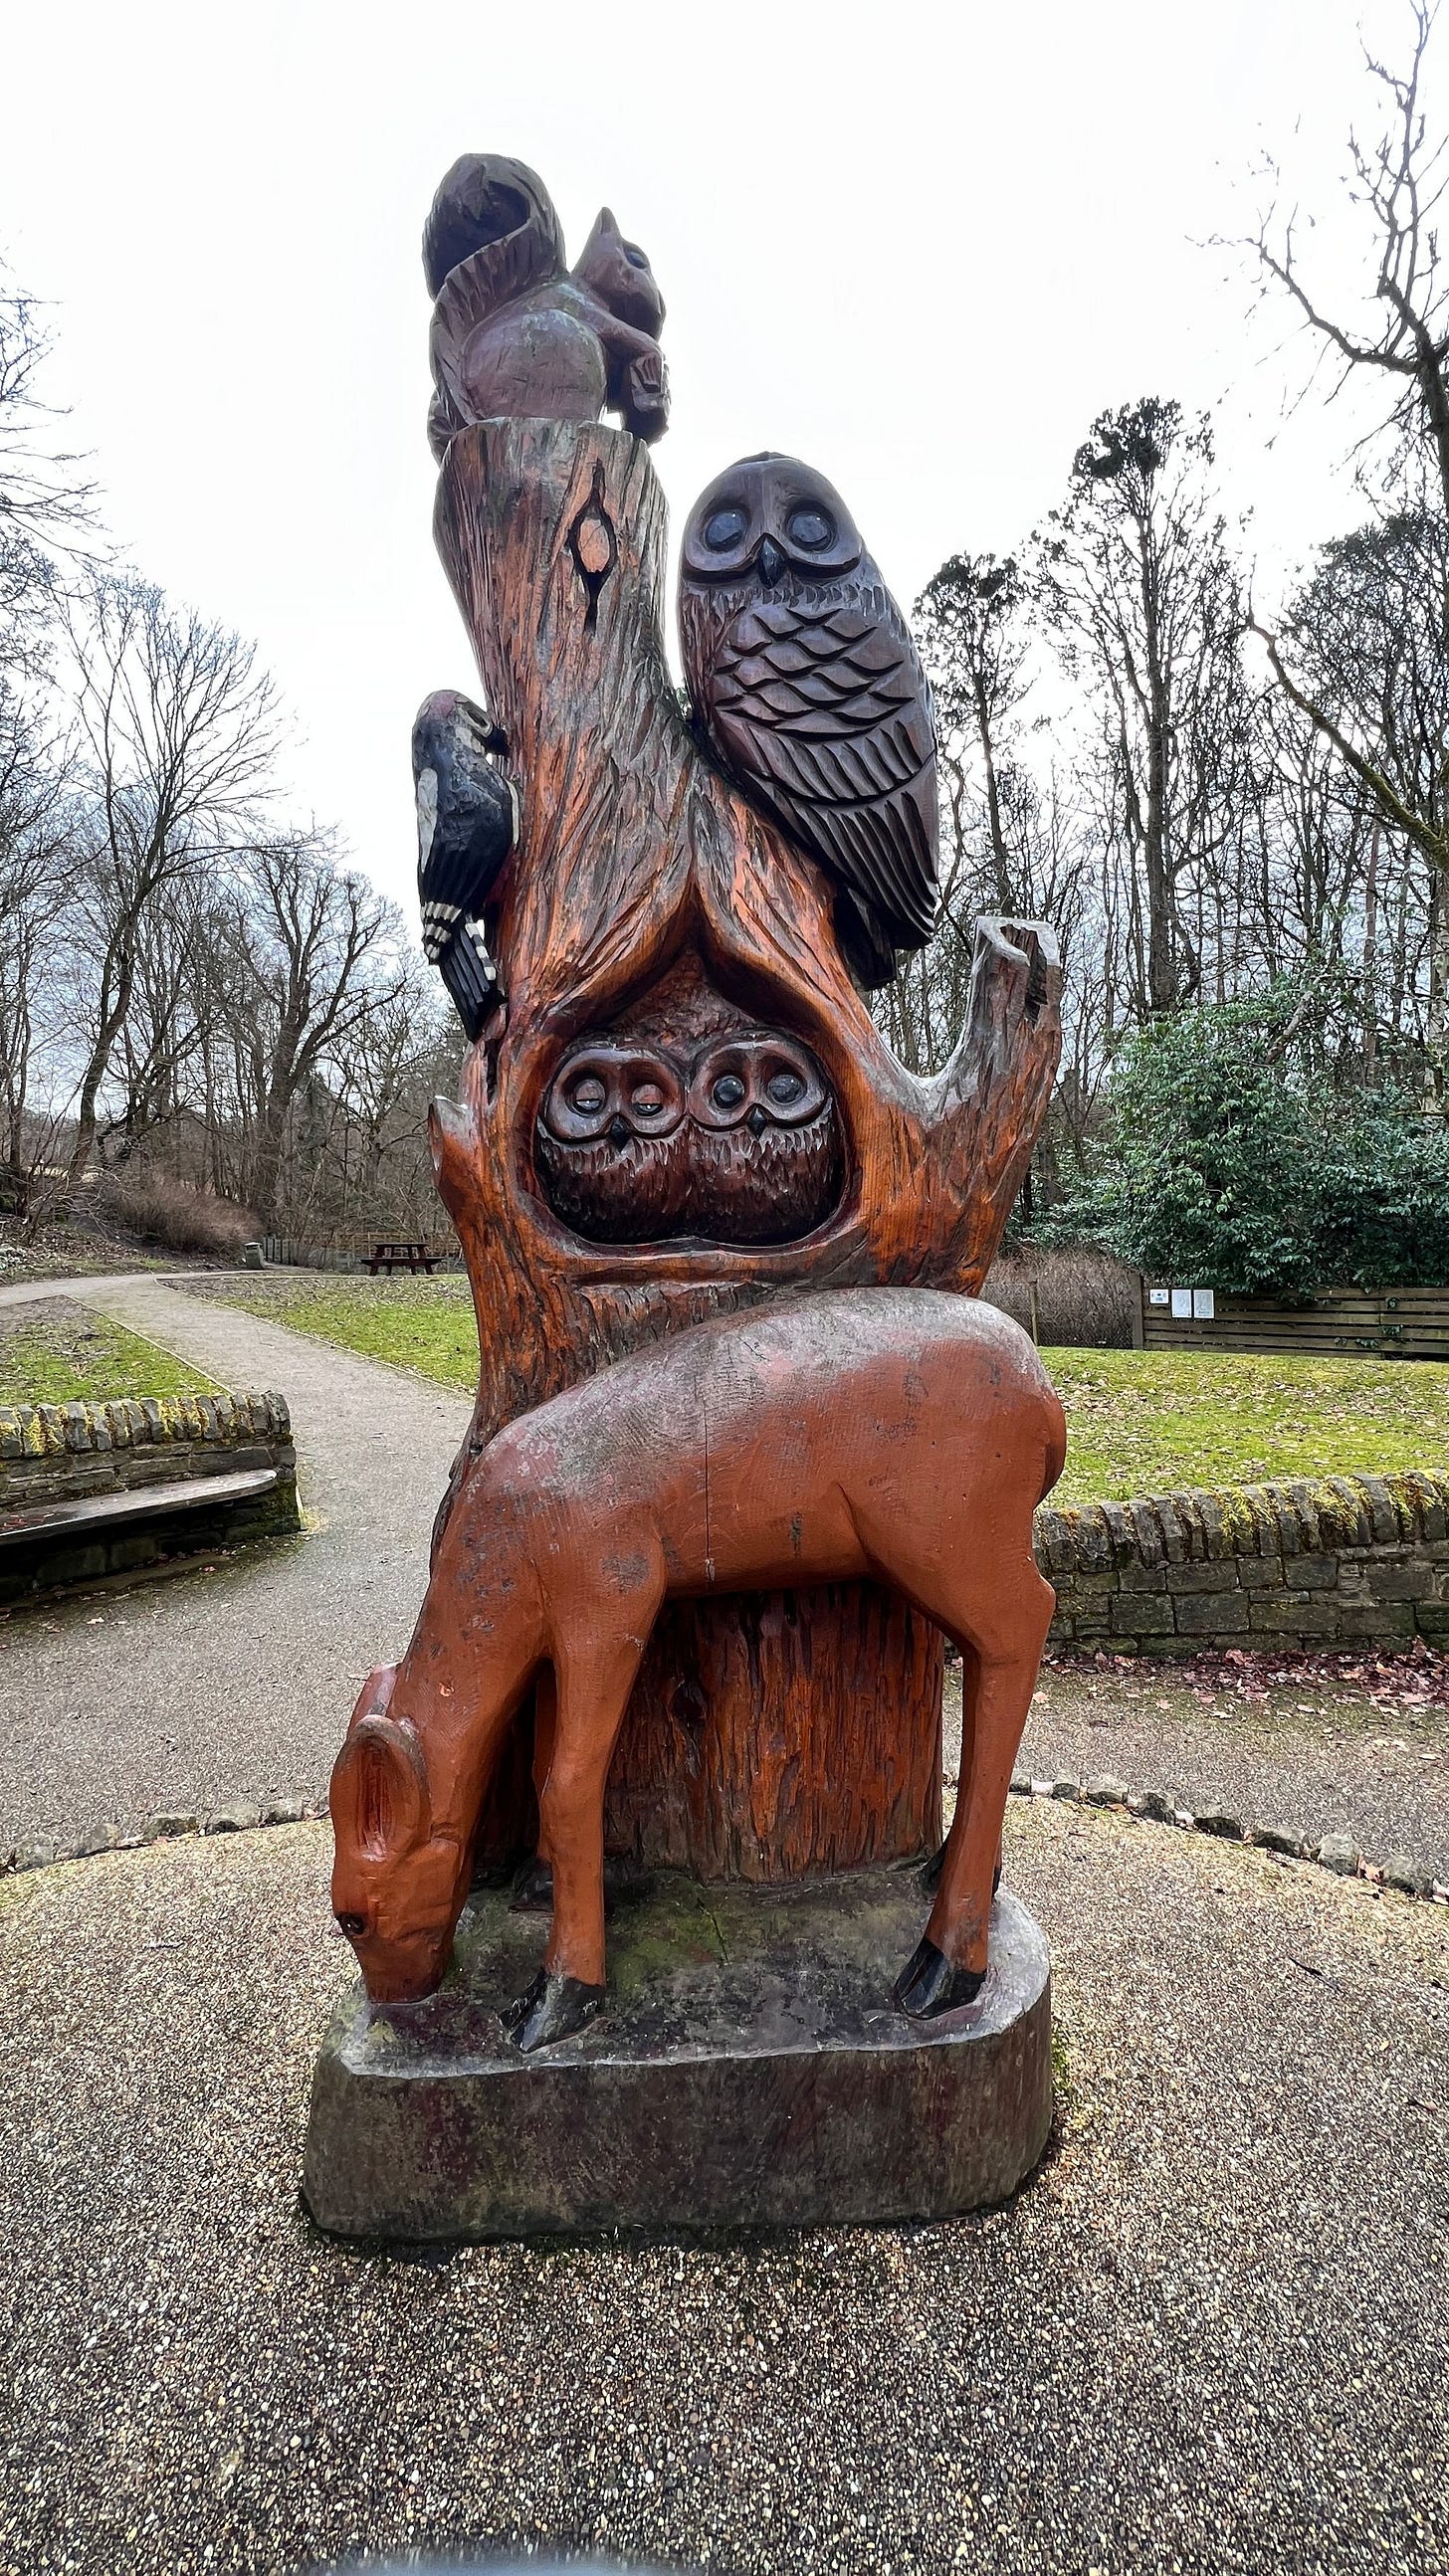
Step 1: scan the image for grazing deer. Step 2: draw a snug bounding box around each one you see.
[330,1287,1065,2050]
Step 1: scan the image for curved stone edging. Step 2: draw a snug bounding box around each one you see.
[1005,1766,1449,1901]
[6,1779,1448,1905]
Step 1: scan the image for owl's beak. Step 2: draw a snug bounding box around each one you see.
[756,537,786,586]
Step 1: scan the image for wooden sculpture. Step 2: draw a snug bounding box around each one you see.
[331,1288,1065,2046]
[326,155,1065,2059]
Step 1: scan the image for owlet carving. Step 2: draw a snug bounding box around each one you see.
[679,454,939,990]
[535,1032,841,1246]
[534,1046,691,1243]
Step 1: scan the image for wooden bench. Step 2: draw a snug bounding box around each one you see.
[0,1468,281,1552]
[366,1240,438,1276]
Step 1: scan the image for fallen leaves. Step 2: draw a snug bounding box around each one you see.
[1042,1636,1449,1714]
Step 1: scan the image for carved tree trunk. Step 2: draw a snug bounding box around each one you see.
[429,418,1061,1882]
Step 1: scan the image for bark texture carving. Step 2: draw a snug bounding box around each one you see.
[429,417,1062,1880]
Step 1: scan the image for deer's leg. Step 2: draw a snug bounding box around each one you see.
[511,1667,558,1911]
[505,1618,651,2054]
[896,1556,1054,2021]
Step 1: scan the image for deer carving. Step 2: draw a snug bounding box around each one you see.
[329,1287,1065,2052]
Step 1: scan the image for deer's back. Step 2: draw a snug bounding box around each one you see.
[482,1288,1063,1552]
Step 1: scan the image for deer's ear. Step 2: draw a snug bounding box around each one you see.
[350,1664,397,1725]
[330,1715,431,1861]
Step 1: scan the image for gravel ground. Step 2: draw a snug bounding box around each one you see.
[1,1802,1446,2576]
[0,1277,471,1852]
[1012,1663,1449,1882]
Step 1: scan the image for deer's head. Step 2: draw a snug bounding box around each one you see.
[329,1671,470,2004]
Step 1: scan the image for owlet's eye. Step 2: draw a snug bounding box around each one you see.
[787,505,834,551]
[704,507,747,551]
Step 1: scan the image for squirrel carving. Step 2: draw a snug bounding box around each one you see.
[424,154,669,459]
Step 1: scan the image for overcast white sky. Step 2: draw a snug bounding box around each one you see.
[3,0,1433,915]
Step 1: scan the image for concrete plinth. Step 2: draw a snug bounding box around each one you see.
[302,1867,1053,2241]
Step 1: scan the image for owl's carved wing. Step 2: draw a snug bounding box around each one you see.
[702,587,939,963]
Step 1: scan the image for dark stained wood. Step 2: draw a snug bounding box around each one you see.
[329,1288,1066,2048]
[425,158,669,458]
[679,454,938,989]
[425,416,1063,1886]
[534,1025,841,1245]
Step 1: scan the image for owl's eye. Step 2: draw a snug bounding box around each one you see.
[787,505,834,551]
[631,1081,667,1116]
[571,1076,607,1113]
[765,1069,804,1105]
[703,507,747,552]
[712,1073,746,1109]
[623,244,648,270]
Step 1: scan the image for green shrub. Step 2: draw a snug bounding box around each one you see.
[1046,990,1449,1293]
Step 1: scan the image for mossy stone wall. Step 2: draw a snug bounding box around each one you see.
[1038,1470,1449,1653]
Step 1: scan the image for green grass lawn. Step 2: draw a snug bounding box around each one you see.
[189,1273,480,1390]
[1046,1344,1449,1506]
[0,1299,215,1407]
[196,1275,1449,1504]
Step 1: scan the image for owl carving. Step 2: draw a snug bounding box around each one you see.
[687,1036,840,1243]
[535,1046,691,1242]
[535,1030,841,1245]
[679,455,939,990]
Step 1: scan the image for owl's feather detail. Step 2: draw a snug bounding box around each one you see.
[679,456,939,989]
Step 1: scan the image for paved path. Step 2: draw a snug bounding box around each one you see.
[0,1268,181,1306]
[0,1801,1444,2576]
[0,1277,471,1854]
[1020,1683,1449,1881]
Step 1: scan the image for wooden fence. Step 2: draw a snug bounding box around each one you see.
[1140,1282,1449,1359]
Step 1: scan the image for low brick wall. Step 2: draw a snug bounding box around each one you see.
[0,1389,300,1600]
[1037,1470,1449,1654]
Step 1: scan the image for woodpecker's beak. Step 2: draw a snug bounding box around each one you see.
[757,537,786,586]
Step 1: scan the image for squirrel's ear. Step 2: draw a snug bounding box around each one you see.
[578,208,618,263]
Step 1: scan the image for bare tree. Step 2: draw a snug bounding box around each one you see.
[1249,4,1449,514]
[0,684,79,1207]
[914,552,1032,910]
[63,574,281,1194]
[224,831,409,1227]
[0,270,98,672]
[1244,4,1449,1098]
[1040,398,1250,1019]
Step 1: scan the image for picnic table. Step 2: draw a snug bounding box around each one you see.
[366,1240,438,1277]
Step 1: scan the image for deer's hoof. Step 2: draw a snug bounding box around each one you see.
[894,1936,985,2021]
[505,1968,605,2053]
[509,1860,554,1912]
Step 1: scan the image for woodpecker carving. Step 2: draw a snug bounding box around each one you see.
[412,689,518,1040]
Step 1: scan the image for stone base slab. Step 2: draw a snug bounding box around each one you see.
[302,1867,1053,2240]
